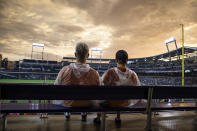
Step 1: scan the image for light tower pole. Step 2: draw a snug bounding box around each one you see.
[181,24,184,86]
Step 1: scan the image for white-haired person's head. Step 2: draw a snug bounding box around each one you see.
[75,42,89,64]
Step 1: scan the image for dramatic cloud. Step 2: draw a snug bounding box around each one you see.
[0,0,197,61]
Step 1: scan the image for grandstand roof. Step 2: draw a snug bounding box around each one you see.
[129,46,197,62]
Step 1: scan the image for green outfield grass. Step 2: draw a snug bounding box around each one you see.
[2,100,42,103]
[0,79,55,104]
[0,79,55,83]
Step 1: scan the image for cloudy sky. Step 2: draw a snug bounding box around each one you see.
[0,0,197,61]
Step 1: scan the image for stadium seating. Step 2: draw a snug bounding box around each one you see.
[37,60,47,64]
[32,65,42,71]
[42,65,50,72]
[48,61,58,64]
[61,61,70,66]
[23,59,37,63]
[20,64,32,72]
[2,46,197,85]
[53,65,61,72]
[20,59,60,72]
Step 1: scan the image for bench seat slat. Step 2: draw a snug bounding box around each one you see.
[1,102,197,113]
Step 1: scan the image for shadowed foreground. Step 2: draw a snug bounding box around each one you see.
[1,111,197,131]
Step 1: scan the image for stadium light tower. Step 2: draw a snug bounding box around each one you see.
[31,43,45,60]
[165,37,179,61]
[90,48,103,63]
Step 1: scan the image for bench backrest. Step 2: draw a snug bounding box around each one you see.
[0,83,197,100]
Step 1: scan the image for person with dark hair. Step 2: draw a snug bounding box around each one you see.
[54,42,100,121]
[94,50,141,123]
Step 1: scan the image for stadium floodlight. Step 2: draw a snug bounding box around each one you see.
[185,69,190,73]
[90,48,103,63]
[164,37,179,62]
[31,43,45,60]
[91,48,103,51]
[32,43,45,47]
[165,37,176,45]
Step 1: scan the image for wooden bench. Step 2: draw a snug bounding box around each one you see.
[1,83,197,131]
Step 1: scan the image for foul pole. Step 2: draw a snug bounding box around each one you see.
[181,24,184,86]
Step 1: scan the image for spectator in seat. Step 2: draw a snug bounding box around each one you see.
[54,42,100,121]
[94,50,141,123]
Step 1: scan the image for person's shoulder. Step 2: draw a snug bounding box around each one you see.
[108,68,115,72]
[127,68,138,77]
[128,68,137,74]
[61,65,71,70]
[104,68,116,75]
[89,67,99,74]
[107,68,115,72]
[60,65,72,72]
[129,68,140,85]
[89,67,100,78]
[129,69,139,79]
[89,66,96,71]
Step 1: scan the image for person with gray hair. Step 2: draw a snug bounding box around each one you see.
[54,42,100,121]
[75,42,89,64]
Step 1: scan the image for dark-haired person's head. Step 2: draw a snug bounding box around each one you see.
[75,42,89,64]
[115,50,128,66]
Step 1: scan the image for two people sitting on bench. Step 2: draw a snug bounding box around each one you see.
[54,42,141,122]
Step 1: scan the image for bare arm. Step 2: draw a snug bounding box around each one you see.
[131,72,141,86]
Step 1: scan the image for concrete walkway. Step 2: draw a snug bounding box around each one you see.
[1,111,197,131]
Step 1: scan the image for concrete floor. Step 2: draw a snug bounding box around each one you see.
[1,111,197,131]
